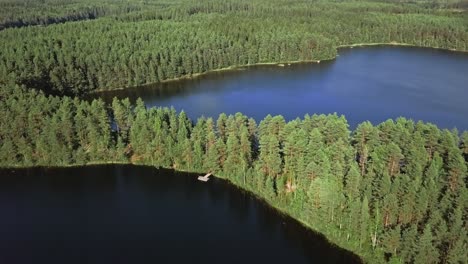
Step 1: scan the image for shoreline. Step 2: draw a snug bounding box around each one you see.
[337,42,468,53]
[91,59,324,94]
[91,43,466,94]
[4,42,467,263]
[0,161,365,262]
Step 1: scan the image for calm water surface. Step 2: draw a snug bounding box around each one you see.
[95,46,468,130]
[0,165,359,264]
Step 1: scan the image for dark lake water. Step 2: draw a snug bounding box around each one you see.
[0,165,360,264]
[95,46,468,130]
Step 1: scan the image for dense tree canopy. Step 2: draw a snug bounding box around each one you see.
[0,0,467,95]
[0,1,467,263]
[1,85,467,263]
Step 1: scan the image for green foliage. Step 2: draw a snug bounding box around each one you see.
[414,224,440,264]
[1,85,467,263]
[0,1,467,263]
[1,0,467,96]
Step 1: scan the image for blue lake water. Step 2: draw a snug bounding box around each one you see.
[96,46,468,130]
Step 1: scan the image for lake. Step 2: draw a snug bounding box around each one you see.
[0,165,360,264]
[94,46,468,130]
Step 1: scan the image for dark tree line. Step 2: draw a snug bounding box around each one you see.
[1,1,467,263]
[0,0,146,30]
[0,0,466,96]
[1,84,466,263]
[374,0,468,9]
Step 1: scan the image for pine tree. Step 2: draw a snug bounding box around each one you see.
[345,162,361,201]
[400,224,418,263]
[257,134,282,178]
[223,133,241,178]
[461,131,468,157]
[445,146,466,193]
[353,121,378,176]
[382,225,401,257]
[203,130,219,172]
[414,224,440,264]
[446,229,467,264]
[359,196,370,249]
[112,97,133,142]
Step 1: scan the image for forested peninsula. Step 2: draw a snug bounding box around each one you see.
[1,0,467,263]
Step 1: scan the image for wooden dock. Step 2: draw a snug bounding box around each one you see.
[198,173,212,182]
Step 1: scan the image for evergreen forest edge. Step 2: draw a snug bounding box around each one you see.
[0,0,467,264]
[1,0,467,96]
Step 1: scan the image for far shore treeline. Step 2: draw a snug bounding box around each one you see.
[0,0,467,263]
[1,84,467,263]
[0,0,467,96]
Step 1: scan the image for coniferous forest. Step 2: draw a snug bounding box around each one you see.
[1,0,467,263]
[1,0,468,95]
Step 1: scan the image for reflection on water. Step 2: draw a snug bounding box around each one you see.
[0,165,360,264]
[92,46,468,130]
